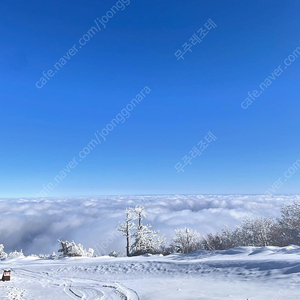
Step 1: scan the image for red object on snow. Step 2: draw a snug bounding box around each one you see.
[2,270,11,281]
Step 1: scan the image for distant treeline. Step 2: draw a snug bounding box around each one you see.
[117,201,300,255]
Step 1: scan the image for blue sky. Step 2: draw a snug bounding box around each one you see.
[1,0,300,197]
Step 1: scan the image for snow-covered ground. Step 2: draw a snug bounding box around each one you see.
[1,246,300,299]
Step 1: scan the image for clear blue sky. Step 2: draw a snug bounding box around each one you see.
[1,0,300,197]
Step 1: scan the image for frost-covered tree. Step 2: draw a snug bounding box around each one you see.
[58,240,94,257]
[0,245,24,259]
[0,244,8,259]
[117,207,137,256]
[220,226,235,249]
[8,249,24,258]
[201,217,279,250]
[202,232,223,251]
[254,217,277,246]
[198,216,284,250]
[201,226,236,250]
[269,221,285,247]
[278,201,300,245]
[131,223,166,255]
[132,205,146,228]
[167,201,300,252]
[122,205,166,256]
[171,228,201,254]
[238,217,276,247]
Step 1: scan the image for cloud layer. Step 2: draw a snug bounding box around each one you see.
[0,195,298,255]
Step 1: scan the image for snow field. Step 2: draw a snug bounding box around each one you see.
[0,246,299,299]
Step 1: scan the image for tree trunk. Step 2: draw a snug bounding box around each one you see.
[126,212,130,256]
[126,234,130,256]
[139,213,141,228]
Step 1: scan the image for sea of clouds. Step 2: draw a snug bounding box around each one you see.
[0,195,299,255]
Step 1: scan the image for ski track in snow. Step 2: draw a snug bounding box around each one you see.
[0,286,25,300]
[3,268,139,300]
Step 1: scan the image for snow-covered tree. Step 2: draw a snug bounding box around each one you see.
[0,245,26,259]
[133,205,146,228]
[171,228,201,254]
[131,223,166,255]
[199,216,284,250]
[58,240,94,257]
[8,249,24,258]
[117,207,137,256]
[237,217,276,247]
[0,244,8,259]
[200,217,279,250]
[119,205,166,256]
[220,226,235,249]
[167,201,300,252]
[202,232,223,251]
[278,201,300,245]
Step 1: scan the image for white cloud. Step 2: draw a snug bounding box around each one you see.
[0,195,298,255]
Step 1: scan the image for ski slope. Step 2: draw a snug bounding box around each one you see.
[0,246,300,299]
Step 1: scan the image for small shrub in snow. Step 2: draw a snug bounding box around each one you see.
[37,252,57,259]
[108,251,123,257]
[39,254,50,259]
[58,240,94,257]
